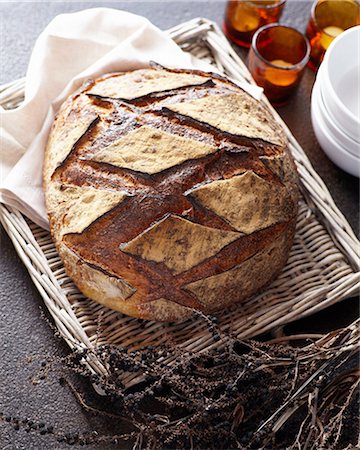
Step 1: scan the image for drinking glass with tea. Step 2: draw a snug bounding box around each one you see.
[306,0,360,70]
[248,24,310,105]
[223,0,286,48]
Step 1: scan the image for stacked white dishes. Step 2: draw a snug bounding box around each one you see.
[311,26,360,177]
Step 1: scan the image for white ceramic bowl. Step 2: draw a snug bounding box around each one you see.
[314,79,360,157]
[311,81,360,177]
[319,26,360,143]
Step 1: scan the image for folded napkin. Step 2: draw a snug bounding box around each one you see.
[0,8,262,230]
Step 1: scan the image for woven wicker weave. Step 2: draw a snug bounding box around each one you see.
[1,18,359,387]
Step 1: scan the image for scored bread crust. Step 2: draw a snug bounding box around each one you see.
[44,66,299,322]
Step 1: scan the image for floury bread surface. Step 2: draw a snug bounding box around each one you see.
[44,66,299,321]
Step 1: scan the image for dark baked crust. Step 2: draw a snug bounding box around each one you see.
[43,67,299,321]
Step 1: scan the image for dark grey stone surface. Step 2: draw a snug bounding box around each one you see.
[0,2,358,449]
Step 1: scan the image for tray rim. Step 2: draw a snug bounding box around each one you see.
[0,17,359,377]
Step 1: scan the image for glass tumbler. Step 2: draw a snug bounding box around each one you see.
[248,24,310,105]
[223,0,286,48]
[306,0,360,70]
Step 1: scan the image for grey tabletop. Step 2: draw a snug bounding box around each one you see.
[0,2,358,449]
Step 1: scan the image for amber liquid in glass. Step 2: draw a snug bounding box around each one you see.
[306,0,360,70]
[250,57,302,105]
[249,25,309,104]
[223,0,285,48]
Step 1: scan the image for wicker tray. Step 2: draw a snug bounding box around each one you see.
[1,18,359,387]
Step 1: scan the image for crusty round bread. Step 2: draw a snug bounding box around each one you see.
[44,66,299,321]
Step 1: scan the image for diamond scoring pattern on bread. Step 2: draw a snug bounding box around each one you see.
[189,171,293,235]
[46,183,129,236]
[167,92,285,146]
[88,70,211,100]
[185,227,293,308]
[90,126,218,174]
[44,67,299,321]
[120,215,241,274]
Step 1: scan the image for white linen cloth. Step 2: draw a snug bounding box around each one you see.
[0,8,262,230]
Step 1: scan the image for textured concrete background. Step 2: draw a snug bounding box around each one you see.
[0,2,358,449]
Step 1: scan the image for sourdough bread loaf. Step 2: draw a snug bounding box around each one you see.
[44,66,299,321]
